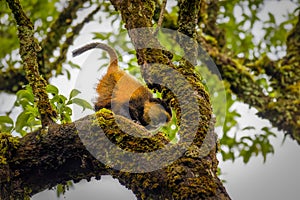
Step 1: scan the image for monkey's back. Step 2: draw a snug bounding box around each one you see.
[95,68,152,113]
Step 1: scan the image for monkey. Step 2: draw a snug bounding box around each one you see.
[72,42,172,130]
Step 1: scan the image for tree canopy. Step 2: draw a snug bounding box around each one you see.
[0,0,299,199]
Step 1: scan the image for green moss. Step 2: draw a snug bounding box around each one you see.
[0,132,20,165]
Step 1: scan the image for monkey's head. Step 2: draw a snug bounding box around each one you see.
[142,98,172,130]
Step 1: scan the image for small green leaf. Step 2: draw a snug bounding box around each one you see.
[0,116,14,132]
[15,111,30,134]
[51,95,67,105]
[0,116,14,125]
[16,89,34,104]
[46,85,59,95]
[56,184,65,197]
[68,61,81,69]
[240,149,251,163]
[242,126,255,131]
[92,32,112,40]
[66,69,71,80]
[268,12,276,24]
[69,89,81,100]
[71,98,93,111]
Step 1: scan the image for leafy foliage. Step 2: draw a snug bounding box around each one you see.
[46,85,93,123]
[14,85,41,136]
[0,85,92,136]
[218,0,298,59]
[0,116,14,133]
[56,181,74,198]
[219,92,276,163]
[0,0,60,60]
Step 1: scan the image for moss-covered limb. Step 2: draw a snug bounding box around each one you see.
[49,5,101,76]
[196,7,300,142]
[0,116,111,199]
[38,0,89,79]
[177,0,200,38]
[199,36,270,109]
[108,155,229,200]
[6,0,57,127]
[200,11,300,142]
[93,109,170,153]
[0,133,21,199]
[256,14,300,142]
[105,117,228,199]
[0,133,20,165]
[77,110,202,199]
[112,0,155,29]
[286,12,300,60]
[246,53,300,142]
[107,131,228,199]
[0,109,227,200]
[177,0,200,65]
[199,33,300,143]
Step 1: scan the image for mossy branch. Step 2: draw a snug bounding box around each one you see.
[6,0,57,127]
[198,10,300,142]
[177,0,201,65]
[109,0,229,199]
[0,109,225,199]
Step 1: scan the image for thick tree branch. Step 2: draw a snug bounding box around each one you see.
[109,0,230,199]
[257,12,300,142]
[0,115,107,199]
[1,109,229,199]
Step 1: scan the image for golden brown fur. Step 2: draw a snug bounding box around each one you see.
[72,42,171,130]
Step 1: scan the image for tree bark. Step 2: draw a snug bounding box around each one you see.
[1,110,230,199]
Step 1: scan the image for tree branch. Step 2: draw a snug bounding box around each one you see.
[1,107,230,199]
[6,0,57,127]
[198,11,300,143]
[109,0,230,199]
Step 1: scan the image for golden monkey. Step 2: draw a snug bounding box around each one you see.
[72,42,171,130]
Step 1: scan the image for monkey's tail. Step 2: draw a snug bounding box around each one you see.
[72,42,119,72]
